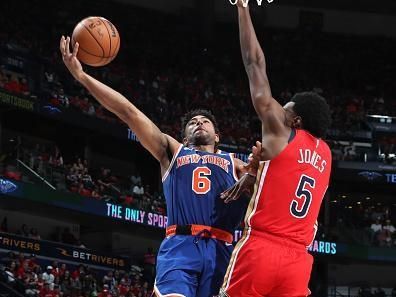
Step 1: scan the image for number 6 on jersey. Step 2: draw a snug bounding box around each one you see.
[192,167,212,194]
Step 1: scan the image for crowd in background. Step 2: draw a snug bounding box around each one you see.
[1,137,166,216]
[1,0,396,245]
[0,252,153,297]
[324,198,396,248]
[1,0,396,148]
[1,1,396,295]
[0,217,157,297]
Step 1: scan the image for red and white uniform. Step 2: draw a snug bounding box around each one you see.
[222,129,332,297]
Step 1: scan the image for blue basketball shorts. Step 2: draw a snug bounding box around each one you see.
[154,235,233,297]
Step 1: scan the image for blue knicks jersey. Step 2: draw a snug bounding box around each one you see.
[162,145,248,234]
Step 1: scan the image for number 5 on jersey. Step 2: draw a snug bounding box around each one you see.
[290,174,315,218]
[192,167,212,194]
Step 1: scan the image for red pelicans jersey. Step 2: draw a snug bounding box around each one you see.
[247,129,331,247]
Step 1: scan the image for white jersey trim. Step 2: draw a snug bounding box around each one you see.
[161,144,183,182]
[223,160,270,291]
[154,284,186,297]
[229,153,239,182]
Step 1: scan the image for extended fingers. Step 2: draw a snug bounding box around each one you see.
[59,36,66,56]
[224,185,240,203]
[220,189,231,200]
[65,36,71,56]
[72,41,79,58]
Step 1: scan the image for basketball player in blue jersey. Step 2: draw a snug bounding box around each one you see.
[60,36,255,297]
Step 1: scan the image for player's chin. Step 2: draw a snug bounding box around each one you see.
[192,135,211,145]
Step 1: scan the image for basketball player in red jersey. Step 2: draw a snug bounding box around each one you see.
[219,2,332,297]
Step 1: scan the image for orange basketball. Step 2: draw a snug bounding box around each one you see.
[71,16,120,67]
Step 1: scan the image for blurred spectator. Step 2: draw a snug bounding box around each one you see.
[29,228,41,240]
[17,224,30,237]
[133,181,144,197]
[370,218,382,244]
[39,282,51,297]
[343,141,357,160]
[374,286,385,297]
[98,284,112,297]
[130,174,142,187]
[27,254,38,270]
[42,265,55,286]
[383,219,396,246]
[359,285,373,297]
[103,270,116,291]
[49,146,64,167]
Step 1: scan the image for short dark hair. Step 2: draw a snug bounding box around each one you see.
[291,92,331,138]
[181,109,219,138]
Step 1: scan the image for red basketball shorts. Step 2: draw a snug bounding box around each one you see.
[221,231,313,297]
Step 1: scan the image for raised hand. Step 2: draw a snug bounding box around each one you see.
[234,0,249,8]
[243,141,262,176]
[59,36,84,82]
[220,141,262,203]
[220,173,256,203]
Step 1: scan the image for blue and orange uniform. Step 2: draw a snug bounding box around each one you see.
[154,144,248,297]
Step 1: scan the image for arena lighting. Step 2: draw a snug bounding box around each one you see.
[377,202,382,206]
[341,195,347,198]
[367,114,393,123]
[357,201,361,204]
[366,197,371,200]
[331,200,337,203]
[348,206,353,209]
[368,114,393,119]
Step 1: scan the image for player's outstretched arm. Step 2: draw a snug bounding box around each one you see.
[59,36,179,168]
[238,5,287,136]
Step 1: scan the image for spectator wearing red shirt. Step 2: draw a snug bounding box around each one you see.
[36,274,45,290]
[118,278,130,296]
[51,261,60,278]
[28,254,38,270]
[71,264,85,280]
[98,285,112,297]
[16,262,28,279]
[51,284,61,297]
[4,75,22,94]
[58,263,67,278]
[17,252,28,267]
[39,282,51,297]
[78,183,92,197]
